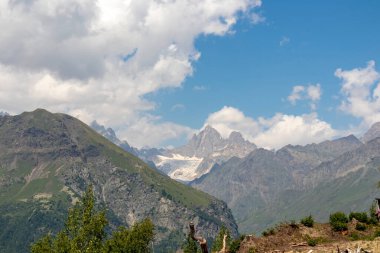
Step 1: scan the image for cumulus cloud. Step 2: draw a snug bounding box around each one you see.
[336,61,380,126]
[287,83,322,110]
[253,113,336,149]
[0,0,262,147]
[117,116,195,148]
[204,106,260,138]
[204,106,336,150]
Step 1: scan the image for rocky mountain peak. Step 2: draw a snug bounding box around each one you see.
[228,131,245,143]
[173,125,224,157]
[361,122,380,143]
[197,125,222,142]
[0,111,9,117]
[91,120,121,145]
[335,134,362,144]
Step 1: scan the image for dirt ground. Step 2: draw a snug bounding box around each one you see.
[238,221,380,253]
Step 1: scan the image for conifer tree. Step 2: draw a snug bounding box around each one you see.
[31,186,154,253]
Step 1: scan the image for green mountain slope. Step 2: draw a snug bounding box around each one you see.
[0,109,237,252]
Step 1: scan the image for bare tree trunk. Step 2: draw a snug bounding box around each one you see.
[189,222,209,253]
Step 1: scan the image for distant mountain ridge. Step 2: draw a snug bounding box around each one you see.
[156,126,257,181]
[0,109,238,252]
[192,131,380,233]
[91,120,380,234]
[92,123,256,182]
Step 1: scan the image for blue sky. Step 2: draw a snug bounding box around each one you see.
[151,0,380,132]
[0,0,379,148]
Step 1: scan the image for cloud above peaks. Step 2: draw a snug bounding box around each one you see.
[288,83,322,110]
[205,106,337,149]
[336,61,380,126]
[253,113,336,149]
[0,0,262,147]
[204,106,260,139]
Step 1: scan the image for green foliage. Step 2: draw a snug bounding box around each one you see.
[349,212,369,224]
[229,235,245,253]
[349,232,360,241]
[329,212,348,232]
[31,186,108,253]
[300,215,314,227]
[262,227,275,237]
[374,229,380,237]
[0,198,68,253]
[103,219,154,253]
[355,223,367,231]
[211,226,231,252]
[181,234,198,253]
[248,247,256,253]
[307,238,317,247]
[31,186,155,253]
[369,203,379,225]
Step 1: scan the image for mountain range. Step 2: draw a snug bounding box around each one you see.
[0,109,238,252]
[92,123,256,182]
[92,120,380,234]
[192,129,380,233]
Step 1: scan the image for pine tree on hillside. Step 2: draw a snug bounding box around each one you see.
[30,186,154,253]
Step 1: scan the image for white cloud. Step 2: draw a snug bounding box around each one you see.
[193,85,207,91]
[279,36,290,46]
[204,106,336,150]
[250,12,265,24]
[287,86,305,105]
[336,61,380,126]
[118,116,195,148]
[253,113,336,149]
[171,104,185,111]
[204,106,260,139]
[287,83,322,110]
[0,0,262,147]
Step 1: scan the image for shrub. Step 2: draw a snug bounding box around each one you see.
[229,239,242,253]
[369,203,379,225]
[330,212,348,232]
[300,215,314,227]
[349,232,360,240]
[355,223,367,231]
[369,217,378,225]
[261,228,275,237]
[374,229,380,237]
[229,234,245,253]
[307,238,317,247]
[349,212,369,224]
[289,220,299,228]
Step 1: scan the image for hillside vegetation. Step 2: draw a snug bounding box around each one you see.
[0,109,237,252]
